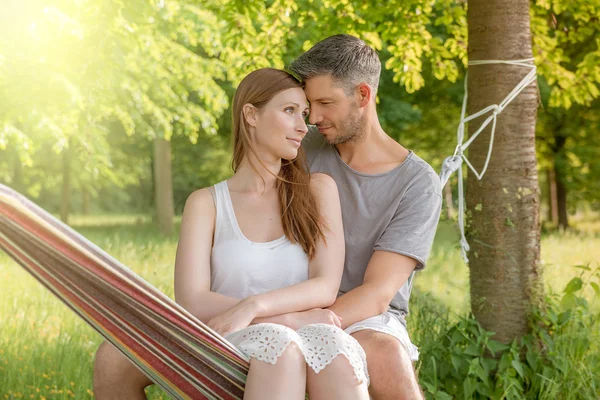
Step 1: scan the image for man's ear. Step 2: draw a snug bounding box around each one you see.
[356,83,372,108]
[243,104,258,127]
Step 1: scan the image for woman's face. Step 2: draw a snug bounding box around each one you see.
[248,87,309,162]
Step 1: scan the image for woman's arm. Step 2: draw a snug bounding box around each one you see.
[208,173,345,334]
[174,188,240,322]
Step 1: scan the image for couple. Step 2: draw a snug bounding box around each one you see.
[94,34,442,400]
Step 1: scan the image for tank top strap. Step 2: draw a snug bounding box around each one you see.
[211,180,238,245]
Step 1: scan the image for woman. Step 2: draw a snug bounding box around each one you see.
[174,68,369,400]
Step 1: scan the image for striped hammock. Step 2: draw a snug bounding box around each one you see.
[0,184,250,400]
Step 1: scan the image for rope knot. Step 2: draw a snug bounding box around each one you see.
[439,58,537,264]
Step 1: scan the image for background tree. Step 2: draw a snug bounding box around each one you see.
[465,0,543,343]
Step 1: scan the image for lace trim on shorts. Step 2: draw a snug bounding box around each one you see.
[297,323,369,385]
[225,323,369,385]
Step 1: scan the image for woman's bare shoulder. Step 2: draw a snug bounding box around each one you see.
[310,173,338,195]
[183,187,216,216]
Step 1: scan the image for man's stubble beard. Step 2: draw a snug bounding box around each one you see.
[329,109,367,145]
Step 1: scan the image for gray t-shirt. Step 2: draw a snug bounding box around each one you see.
[303,129,442,324]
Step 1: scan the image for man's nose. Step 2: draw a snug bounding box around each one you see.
[308,111,322,125]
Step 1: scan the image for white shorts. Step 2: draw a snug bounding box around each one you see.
[344,311,419,362]
[225,323,369,385]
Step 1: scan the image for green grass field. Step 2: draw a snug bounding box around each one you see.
[0,215,598,399]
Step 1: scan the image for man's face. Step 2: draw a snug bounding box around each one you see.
[303,75,365,145]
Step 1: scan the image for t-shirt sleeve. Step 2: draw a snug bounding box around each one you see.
[373,169,442,270]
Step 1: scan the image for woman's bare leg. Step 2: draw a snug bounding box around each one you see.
[306,355,370,400]
[243,343,307,400]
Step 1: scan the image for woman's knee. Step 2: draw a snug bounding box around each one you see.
[298,324,368,383]
[240,323,306,367]
[273,341,305,366]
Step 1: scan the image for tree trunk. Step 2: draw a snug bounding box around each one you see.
[555,166,568,230]
[82,189,90,215]
[153,137,174,235]
[553,136,569,229]
[60,148,71,224]
[546,168,558,225]
[466,0,543,344]
[444,182,456,219]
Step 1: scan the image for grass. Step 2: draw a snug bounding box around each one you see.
[0,214,598,399]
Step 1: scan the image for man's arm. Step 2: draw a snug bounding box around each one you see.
[328,250,417,329]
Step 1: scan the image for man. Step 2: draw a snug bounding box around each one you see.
[290,34,442,400]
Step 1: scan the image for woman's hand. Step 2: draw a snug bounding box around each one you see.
[208,297,263,336]
[288,308,342,330]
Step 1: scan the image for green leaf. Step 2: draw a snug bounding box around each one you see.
[450,328,464,345]
[560,293,577,310]
[557,310,572,326]
[512,359,525,378]
[590,282,600,297]
[498,353,512,371]
[451,354,463,372]
[435,391,453,400]
[486,340,509,355]
[463,377,477,399]
[564,277,583,294]
[574,264,591,271]
[464,344,481,357]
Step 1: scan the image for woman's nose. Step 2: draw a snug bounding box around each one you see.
[297,118,308,134]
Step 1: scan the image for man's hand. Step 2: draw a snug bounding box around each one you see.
[287,308,342,330]
[208,297,263,336]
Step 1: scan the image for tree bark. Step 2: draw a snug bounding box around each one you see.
[553,135,569,229]
[444,182,456,219]
[546,168,558,225]
[466,0,543,344]
[153,137,174,235]
[555,166,568,230]
[60,148,71,224]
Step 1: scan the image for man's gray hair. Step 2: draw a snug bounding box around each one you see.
[289,34,381,96]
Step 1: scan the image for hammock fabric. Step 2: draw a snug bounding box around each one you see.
[0,184,250,400]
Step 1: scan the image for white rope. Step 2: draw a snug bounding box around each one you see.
[440,58,537,262]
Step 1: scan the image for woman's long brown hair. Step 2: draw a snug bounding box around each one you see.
[231,68,325,259]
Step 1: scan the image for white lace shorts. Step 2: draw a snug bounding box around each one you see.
[344,311,419,362]
[225,323,369,386]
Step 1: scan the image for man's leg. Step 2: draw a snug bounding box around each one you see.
[351,330,423,400]
[93,341,153,400]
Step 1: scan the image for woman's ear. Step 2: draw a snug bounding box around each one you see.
[243,104,258,127]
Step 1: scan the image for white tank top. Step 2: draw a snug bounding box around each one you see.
[209,180,309,300]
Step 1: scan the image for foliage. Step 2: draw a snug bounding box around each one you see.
[536,79,600,211]
[1,0,598,218]
[531,0,600,109]
[415,266,600,400]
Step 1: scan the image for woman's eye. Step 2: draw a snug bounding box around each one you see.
[285,107,294,114]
